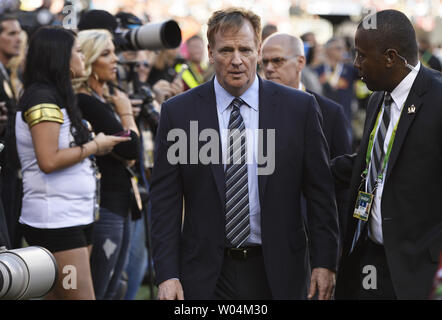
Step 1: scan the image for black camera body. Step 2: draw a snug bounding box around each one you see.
[132,86,159,132]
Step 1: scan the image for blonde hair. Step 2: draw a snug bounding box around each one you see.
[73,29,113,92]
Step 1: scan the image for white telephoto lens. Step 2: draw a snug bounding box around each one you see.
[0,246,57,300]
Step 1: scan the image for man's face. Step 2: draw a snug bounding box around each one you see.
[187,38,204,64]
[326,39,345,62]
[0,20,22,61]
[354,29,389,91]
[261,41,303,88]
[208,20,260,97]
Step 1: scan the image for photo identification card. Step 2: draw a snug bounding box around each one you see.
[353,191,374,221]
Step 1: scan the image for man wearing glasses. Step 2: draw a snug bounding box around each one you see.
[261,33,352,242]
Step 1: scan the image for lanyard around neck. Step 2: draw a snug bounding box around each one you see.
[363,99,404,182]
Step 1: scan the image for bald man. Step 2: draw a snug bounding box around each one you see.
[261,33,352,242]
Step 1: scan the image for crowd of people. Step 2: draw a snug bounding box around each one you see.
[0,4,441,301]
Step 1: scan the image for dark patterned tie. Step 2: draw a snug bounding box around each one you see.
[225,97,250,248]
[350,92,392,253]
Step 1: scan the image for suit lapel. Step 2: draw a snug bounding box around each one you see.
[196,80,225,207]
[257,77,278,205]
[385,67,428,181]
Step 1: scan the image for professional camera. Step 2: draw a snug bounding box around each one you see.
[0,246,57,300]
[116,61,159,133]
[131,85,159,133]
[114,19,182,52]
[78,10,182,52]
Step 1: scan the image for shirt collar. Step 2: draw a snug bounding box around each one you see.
[390,61,421,111]
[298,82,305,91]
[214,75,259,113]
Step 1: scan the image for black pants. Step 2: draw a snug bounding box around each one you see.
[356,239,397,299]
[212,247,273,300]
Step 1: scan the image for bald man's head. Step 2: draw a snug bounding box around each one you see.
[261,33,306,89]
[263,33,304,57]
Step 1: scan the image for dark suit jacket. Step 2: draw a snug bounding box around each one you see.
[308,91,351,239]
[335,66,442,299]
[150,77,339,299]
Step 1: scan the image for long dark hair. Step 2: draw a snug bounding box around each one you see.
[23,26,89,146]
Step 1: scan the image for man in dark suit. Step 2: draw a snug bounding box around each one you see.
[150,7,339,300]
[333,9,442,299]
[261,33,352,242]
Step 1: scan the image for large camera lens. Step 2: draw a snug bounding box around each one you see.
[0,246,57,300]
[119,20,182,51]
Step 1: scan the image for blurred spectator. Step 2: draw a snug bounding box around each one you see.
[0,12,20,134]
[75,29,141,300]
[261,23,277,42]
[298,33,323,94]
[258,24,278,77]
[0,0,19,15]
[301,32,322,67]
[7,30,27,98]
[418,34,442,72]
[343,36,355,64]
[123,48,159,300]
[16,26,128,299]
[147,48,184,99]
[178,34,208,90]
[314,37,358,134]
[135,50,156,84]
[0,12,22,249]
[148,48,180,83]
[261,33,351,243]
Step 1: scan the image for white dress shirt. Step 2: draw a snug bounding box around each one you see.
[367,62,421,244]
[214,75,261,245]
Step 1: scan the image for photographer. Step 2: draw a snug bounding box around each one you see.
[119,48,161,300]
[147,48,184,102]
